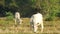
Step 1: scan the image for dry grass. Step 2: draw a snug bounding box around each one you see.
[0,18,60,34]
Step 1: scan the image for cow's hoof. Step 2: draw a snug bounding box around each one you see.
[34,31,38,33]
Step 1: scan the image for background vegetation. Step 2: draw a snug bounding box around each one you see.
[0,0,60,21]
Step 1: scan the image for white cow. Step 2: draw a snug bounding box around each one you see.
[15,12,22,25]
[30,12,44,33]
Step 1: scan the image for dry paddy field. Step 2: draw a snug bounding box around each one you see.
[0,18,60,34]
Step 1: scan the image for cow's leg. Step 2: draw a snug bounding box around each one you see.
[20,19,23,24]
[15,18,17,25]
[15,18,18,26]
[40,23,43,32]
[33,24,38,33]
[18,18,22,24]
[30,22,33,30]
[30,21,34,30]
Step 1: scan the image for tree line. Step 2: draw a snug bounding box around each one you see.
[0,0,60,21]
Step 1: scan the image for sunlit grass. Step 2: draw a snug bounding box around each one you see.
[0,18,60,34]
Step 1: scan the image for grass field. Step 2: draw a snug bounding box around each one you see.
[0,18,60,34]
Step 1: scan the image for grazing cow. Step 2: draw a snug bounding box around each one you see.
[30,12,44,33]
[15,12,22,25]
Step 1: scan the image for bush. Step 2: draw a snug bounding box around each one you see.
[45,16,54,21]
[6,12,14,20]
[45,11,56,21]
[56,12,60,17]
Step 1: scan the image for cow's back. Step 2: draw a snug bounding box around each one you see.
[33,13,43,24]
[15,12,20,19]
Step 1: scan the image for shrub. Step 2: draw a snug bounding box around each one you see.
[6,12,14,20]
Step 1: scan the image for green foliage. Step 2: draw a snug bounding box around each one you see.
[40,0,60,21]
[6,12,14,20]
[56,12,60,17]
[0,0,60,21]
